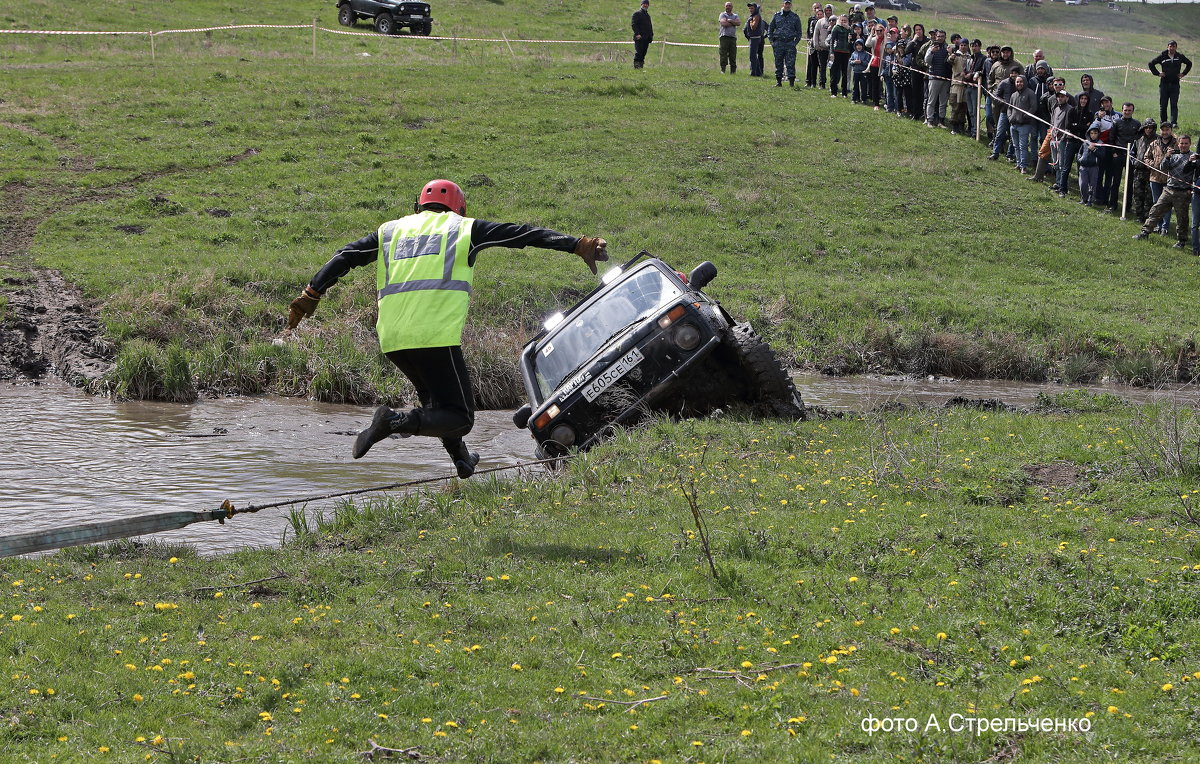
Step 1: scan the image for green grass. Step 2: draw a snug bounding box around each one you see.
[3,405,1199,760]
[3,1,1200,399]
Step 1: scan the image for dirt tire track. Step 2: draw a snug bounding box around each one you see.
[1,180,113,385]
[1,116,260,387]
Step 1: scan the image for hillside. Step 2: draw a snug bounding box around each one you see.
[2,0,1199,401]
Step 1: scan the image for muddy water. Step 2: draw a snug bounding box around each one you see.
[3,374,1199,557]
[0,381,534,556]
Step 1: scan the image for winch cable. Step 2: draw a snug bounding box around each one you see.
[0,455,574,559]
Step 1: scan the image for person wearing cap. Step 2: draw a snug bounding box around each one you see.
[1149,41,1193,126]
[811,4,835,89]
[1131,119,1159,223]
[631,0,653,70]
[719,2,741,73]
[1145,121,1179,234]
[1134,134,1198,249]
[1024,49,1053,81]
[744,3,768,76]
[768,0,804,86]
[287,180,608,477]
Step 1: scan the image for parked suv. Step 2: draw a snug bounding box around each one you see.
[512,252,804,458]
[337,0,433,36]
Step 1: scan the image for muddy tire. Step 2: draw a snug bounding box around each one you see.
[374,13,395,35]
[727,322,804,419]
[338,4,356,26]
[534,440,570,470]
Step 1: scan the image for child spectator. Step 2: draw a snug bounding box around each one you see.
[1078,126,1104,206]
[850,39,871,103]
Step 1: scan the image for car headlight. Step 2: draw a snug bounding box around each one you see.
[550,423,576,447]
[672,322,701,351]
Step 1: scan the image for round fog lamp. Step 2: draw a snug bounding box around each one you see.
[550,423,577,447]
[673,322,701,351]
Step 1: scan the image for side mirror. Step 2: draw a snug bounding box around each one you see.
[512,403,533,429]
[688,261,718,291]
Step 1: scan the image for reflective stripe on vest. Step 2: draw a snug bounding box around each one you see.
[374,211,475,352]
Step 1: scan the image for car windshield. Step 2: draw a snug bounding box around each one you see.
[533,265,683,399]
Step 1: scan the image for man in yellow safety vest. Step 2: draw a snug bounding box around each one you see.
[288,179,608,477]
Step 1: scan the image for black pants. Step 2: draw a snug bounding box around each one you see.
[385,345,475,461]
[633,38,651,68]
[867,65,881,106]
[816,49,829,87]
[830,51,850,95]
[1160,80,1180,125]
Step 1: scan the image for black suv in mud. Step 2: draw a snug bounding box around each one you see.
[337,0,433,35]
[512,252,804,457]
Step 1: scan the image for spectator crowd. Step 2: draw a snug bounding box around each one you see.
[631,0,1200,255]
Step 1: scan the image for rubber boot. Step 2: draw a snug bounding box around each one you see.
[776,78,783,87]
[352,406,416,459]
[446,440,480,479]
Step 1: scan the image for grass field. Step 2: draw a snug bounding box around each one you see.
[3,0,1200,401]
[3,5,1200,760]
[2,395,1199,760]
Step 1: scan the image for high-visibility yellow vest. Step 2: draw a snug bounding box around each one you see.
[375,210,475,352]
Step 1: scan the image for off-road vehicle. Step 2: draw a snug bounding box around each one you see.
[512,252,804,457]
[337,0,433,36]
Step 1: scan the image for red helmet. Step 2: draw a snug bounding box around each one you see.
[415,179,466,215]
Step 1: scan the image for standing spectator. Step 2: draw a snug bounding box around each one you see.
[948,37,973,133]
[1149,41,1193,127]
[812,4,835,90]
[632,0,653,69]
[866,21,886,110]
[769,0,804,87]
[1038,89,1074,188]
[924,30,951,128]
[745,4,768,77]
[850,38,870,103]
[829,14,852,98]
[1134,135,1198,249]
[1131,119,1159,224]
[1024,49,1053,81]
[1077,73,1105,112]
[864,4,880,30]
[965,39,987,138]
[988,67,1020,161]
[906,23,929,120]
[805,3,822,87]
[719,2,741,73]
[1145,121,1179,235]
[1089,96,1118,208]
[893,27,912,116]
[1106,101,1141,213]
[1077,127,1104,206]
[1192,176,1200,255]
[1052,91,1083,198]
[981,45,1002,140]
[1008,75,1040,174]
[849,4,865,28]
[882,41,899,113]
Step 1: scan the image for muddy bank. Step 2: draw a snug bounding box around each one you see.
[0,181,113,384]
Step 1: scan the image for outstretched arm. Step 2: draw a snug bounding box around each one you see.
[470,220,607,273]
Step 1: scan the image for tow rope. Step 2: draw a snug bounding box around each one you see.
[0,456,573,559]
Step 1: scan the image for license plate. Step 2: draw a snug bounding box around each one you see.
[582,347,644,402]
[410,14,424,19]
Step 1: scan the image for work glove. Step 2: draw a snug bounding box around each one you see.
[574,237,609,275]
[287,285,322,329]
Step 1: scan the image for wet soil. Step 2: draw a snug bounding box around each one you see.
[0,180,112,385]
[0,118,261,386]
